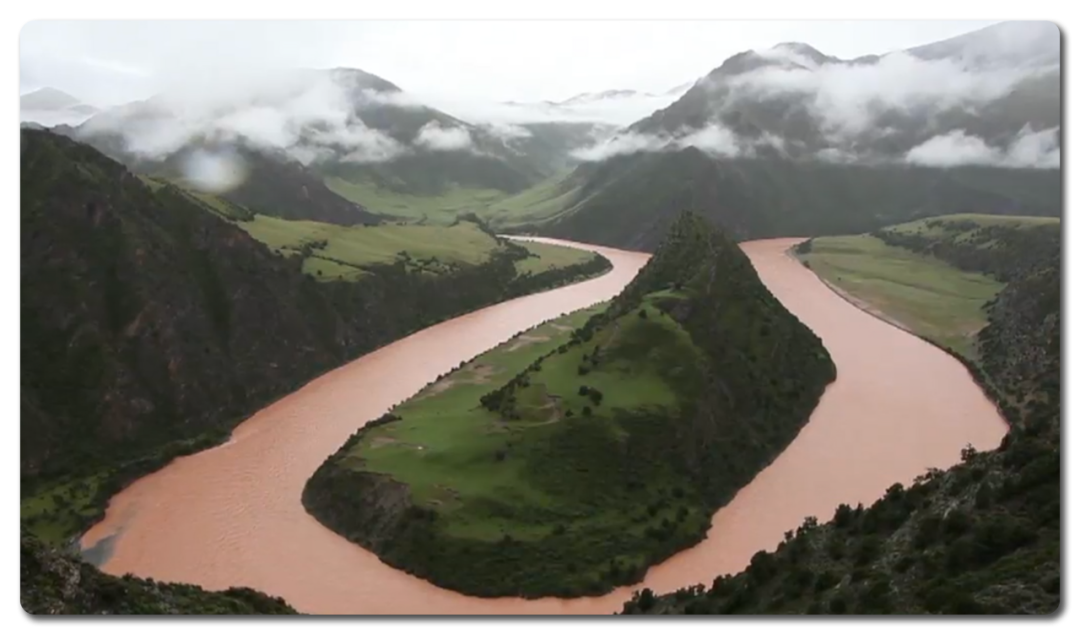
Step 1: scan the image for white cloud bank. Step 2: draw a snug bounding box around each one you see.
[571,124,783,162]
[571,40,1059,169]
[78,71,410,165]
[414,121,474,152]
[906,126,1060,169]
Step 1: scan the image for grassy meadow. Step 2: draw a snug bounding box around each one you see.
[800,234,1003,358]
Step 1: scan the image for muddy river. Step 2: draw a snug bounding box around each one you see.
[80,237,1007,614]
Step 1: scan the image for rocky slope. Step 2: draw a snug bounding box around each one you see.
[620,218,1060,615]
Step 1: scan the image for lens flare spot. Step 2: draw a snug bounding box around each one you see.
[180,148,248,194]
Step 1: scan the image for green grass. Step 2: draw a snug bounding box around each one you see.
[348,296,703,545]
[162,178,601,283]
[351,304,607,532]
[325,177,508,224]
[323,173,588,229]
[482,174,583,227]
[890,213,1060,233]
[21,473,106,546]
[801,234,1004,358]
[238,216,503,280]
[514,241,595,275]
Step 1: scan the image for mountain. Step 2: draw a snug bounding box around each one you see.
[20,87,99,127]
[22,87,85,110]
[621,217,1060,615]
[302,212,836,598]
[511,21,1061,250]
[69,67,556,208]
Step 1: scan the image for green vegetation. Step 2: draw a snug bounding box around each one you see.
[21,532,298,614]
[513,241,595,276]
[325,177,507,225]
[303,211,836,598]
[798,234,1003,357]
[623,215,1060,615]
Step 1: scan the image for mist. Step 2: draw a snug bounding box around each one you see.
[572,31,1059,169]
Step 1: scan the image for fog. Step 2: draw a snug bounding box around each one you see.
[21,20,1059,171]
[570,23,1060,169]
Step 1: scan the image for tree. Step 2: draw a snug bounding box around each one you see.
[582,406,593,417]
[638,309,647,319]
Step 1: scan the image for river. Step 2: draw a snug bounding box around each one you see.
[80,237,1008,615]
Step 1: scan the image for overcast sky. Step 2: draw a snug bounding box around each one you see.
[20,20,1004,107]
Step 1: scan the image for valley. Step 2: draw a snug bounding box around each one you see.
[18,19,1060,617]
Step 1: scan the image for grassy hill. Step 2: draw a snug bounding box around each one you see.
[19,129,611,553]
[302,211,836,598]
[622,214,1060,615]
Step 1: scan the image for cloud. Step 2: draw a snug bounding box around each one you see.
[724,50,1053,140]
[413,121,474,152]
[417,91,681,127]
[483,122,533,141]
[905,126,1059,169]
[570,122,770,161]
[77,71,407,164]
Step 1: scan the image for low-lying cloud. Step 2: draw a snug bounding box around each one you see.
[419,91,684,127]
[414,121,474,152]
[722,48,1058,143]
[571,123,781,162]
[77,71,410,165]
[905,126,1060,169]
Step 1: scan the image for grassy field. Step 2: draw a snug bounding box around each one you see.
[325,177,508,225]
[152,177,597,282]
[323,172,587,229]
[481,175,583,228]
[801,234,1004,358]
[239,216,504,281]
[349,292,706,546]
[886,213,1059,238]
[21,473,106,546]
[514,241,595,276]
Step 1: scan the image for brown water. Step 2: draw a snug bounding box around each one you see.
[80,237,1007,615]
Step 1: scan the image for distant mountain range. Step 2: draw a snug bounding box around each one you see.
[526,20,1062,249]
[20,87,98,127]
[23,21,1061,241]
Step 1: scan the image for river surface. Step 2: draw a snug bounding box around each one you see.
[80,237,1008,615]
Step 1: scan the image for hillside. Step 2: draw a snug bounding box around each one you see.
[621,215,1060,615]
[302,212,837,598]
[498,21,1061,250]
[19,129,611,550]
[21,532,298,615]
